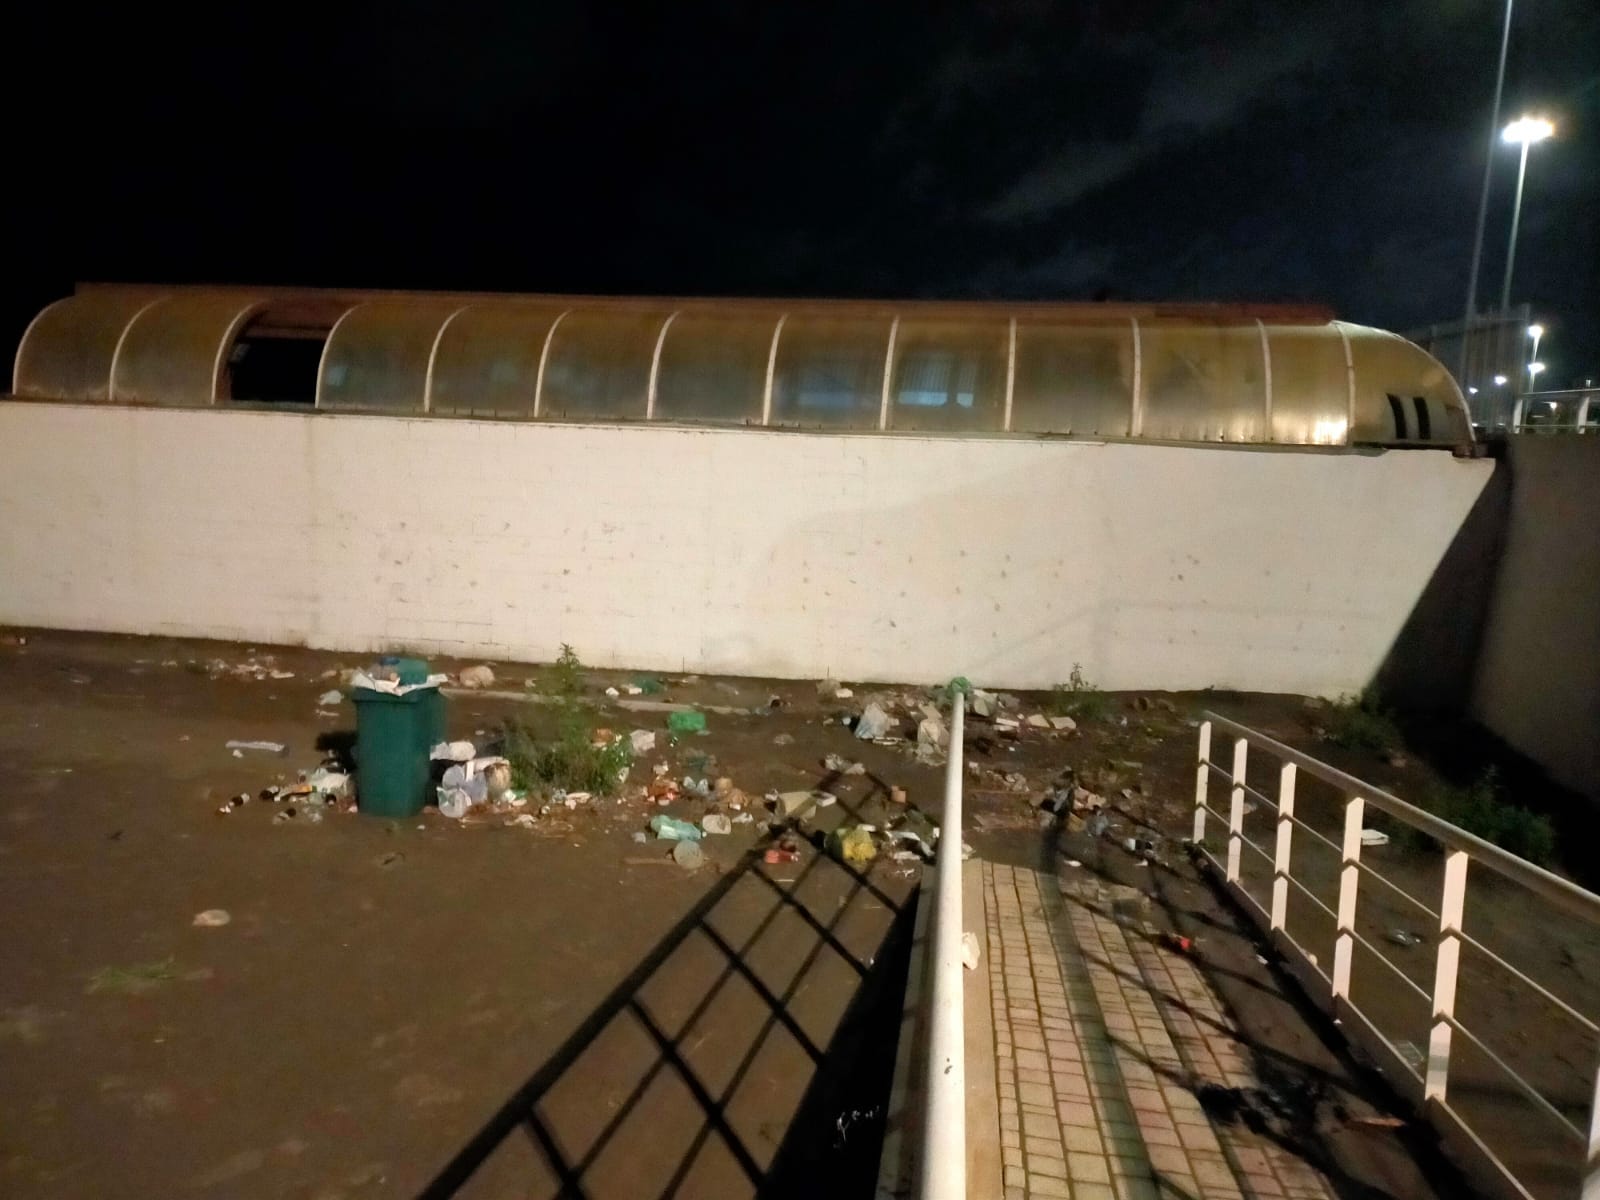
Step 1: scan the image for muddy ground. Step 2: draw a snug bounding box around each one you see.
[0,630,1591,1199]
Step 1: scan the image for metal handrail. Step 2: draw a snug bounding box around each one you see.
[918,691,966,1200]
[1202,712,1600,926]
[1191,712,1600,1200]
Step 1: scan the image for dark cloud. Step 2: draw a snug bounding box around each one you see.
[5,0,1597,378]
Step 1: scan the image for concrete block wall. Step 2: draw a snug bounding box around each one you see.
[0,403,1493,694]
[1470,436,1600,799]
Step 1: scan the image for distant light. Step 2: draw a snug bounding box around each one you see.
[1468,386,1479,394]
[1527,324,1544,339]
[1548,401,1558,410]
[1528,361,1546,377]
[1494,374,1508,386]
[1502,116,1555,145]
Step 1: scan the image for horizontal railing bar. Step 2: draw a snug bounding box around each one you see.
[1282,812,1343,855]
[1200,801,1233,826]
[1350,858,1442,921]
[1338,998,1423,1084]
[1442,1015,1587,1143]
[1203,711,1600,924]
[1200,762,1278,810]
[1283,874,1338,922]
[1344,930,1432,1005]
[1456,932,1600,1036]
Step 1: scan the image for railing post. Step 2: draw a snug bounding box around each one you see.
[1271,762,1296,933]
[1193,720,1211,844]
[1425,850,1469,1104]
[919,688,966,1200]
[1226,737,1248,884]
[1585,1059,1600,1200]
[1333,794,1364,1005]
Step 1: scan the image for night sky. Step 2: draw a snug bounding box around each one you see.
[7,1,1598,381]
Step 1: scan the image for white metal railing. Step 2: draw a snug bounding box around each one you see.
[1192,712,1600,1200]
[919,690,966,1200]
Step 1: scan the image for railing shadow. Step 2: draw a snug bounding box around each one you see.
[417,785,919,1200]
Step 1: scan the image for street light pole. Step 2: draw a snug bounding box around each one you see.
[1500,135,1533,315]
[1458,0,1514,385]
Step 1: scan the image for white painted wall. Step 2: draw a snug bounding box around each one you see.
[0,404,1492,693]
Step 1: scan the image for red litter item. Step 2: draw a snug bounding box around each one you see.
[764,847,800,865]
[1161,932,1193,954]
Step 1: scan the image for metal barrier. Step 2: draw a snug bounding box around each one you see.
[1192,711,1600,1200]
[919,691,966,1200]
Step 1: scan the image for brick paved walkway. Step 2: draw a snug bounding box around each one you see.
[980,861,1336,1200]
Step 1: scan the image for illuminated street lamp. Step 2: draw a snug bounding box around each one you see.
[1527,322,1544,363]
[1527,361,1546,382]
[1499,116,1555,314]
[1494,374,1509,387]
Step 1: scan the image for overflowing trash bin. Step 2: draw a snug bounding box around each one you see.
[351,658,448,818]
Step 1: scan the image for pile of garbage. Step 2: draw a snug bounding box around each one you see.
[828,683,1079,769]
[201,652,298,683]
[219,762,352,824]
[430,740,525,819]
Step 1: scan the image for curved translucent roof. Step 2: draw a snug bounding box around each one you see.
[14,290,166,401]
[10,286,1471,447]
[317,299,460,412]
[111,294,264,406]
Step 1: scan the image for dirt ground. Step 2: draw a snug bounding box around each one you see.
[0,630,1590,1199]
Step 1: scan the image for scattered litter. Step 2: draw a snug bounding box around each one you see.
[971,690,997,717]
[701,814,732,836]
[604,686,620,697]
[828,825,878,867]
[374,851,404,869]
[625,684,643,696]
[823,753,867,775]
[217,793,251,815]
[1392,1040,1425,1069]
[630,729,657,755]
[1050,715,1077,732]
[1026,713,1050,729]
[915,714,948,761]
[632,831,649,843]
[1385,929,1424,948]
[993,717,1020,733]
[961,931,981,970]
[672,840,706,869]
[764,838,802,864]
[887,829,934,857]
[431,741,476,762]
[317,690,343,706]
[1123,837,1157,857]
[192,909,231,928]
[1063,859,1083,868]
[225,740,285,755]
[854,702,894,741]
[650,815,703,842]
[633,676,664,694]
[772,733,795,746]
[889,786,907,806]
[1350,1115,1406,1129]
[1085,812,1111,839]
[1384,750,1410,769]
[774,790,834,817]
[507,813,536,828]
[1359,829,1391,847]
[667,710,707,735]
[835,687,854,699]
[457,665,496,688]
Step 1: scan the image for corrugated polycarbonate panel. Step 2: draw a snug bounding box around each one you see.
[316,300,457,412]
[770,315,892,429]
[1011,322,1134,436]
[653,313,778,424]
[14,291,166,401]
[1264,325,1351,445]
[428,305,566,418]
[888,319,1008,432]
[110,294,263,407]
[1342,324,1468,444]
[1140,323,1266,442]
[540,310,670,420]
